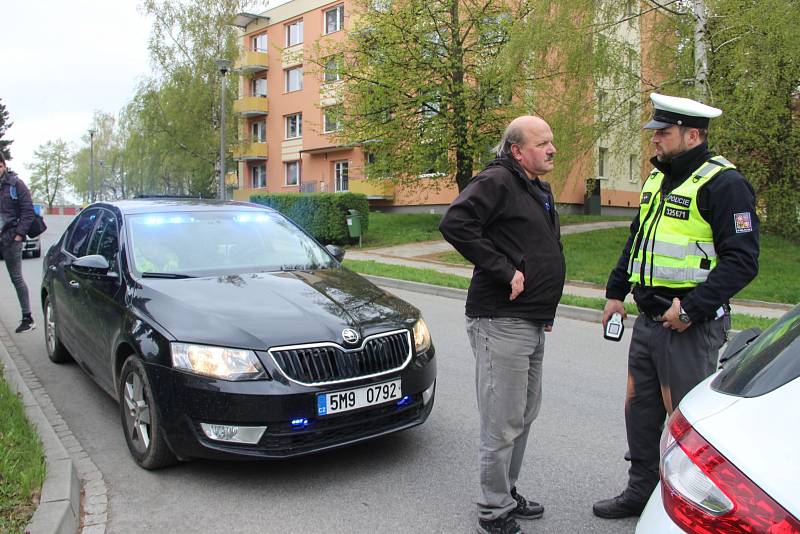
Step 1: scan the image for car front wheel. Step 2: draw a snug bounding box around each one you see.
[44,295,72,363]
[119,356,177,470]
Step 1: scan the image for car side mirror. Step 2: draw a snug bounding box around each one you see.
[71,254,118,280]
[325,244,345,262]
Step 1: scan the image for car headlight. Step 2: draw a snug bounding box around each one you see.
[171,342,267,381]
[412,318,432,353]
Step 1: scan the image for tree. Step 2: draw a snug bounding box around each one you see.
[0,99,13,160]
[318,0,636,192]
[68,112,124,202]
[28,140,72,209]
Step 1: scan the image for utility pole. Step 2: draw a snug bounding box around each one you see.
[216,59,232,200]
[88,128,96,203]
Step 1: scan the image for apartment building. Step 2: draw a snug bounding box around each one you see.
[231,0,654,213]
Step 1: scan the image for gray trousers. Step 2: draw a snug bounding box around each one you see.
[624,314,728,502]
[2,239,31,316]
[467,316,545,521]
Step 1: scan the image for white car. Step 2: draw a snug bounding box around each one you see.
[636,306,800,533]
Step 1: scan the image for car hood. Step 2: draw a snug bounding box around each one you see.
[131,268,418,350]
[684,375,800,517]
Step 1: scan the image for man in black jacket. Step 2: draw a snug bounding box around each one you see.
[440,116,565,534]
[0,153,36,333]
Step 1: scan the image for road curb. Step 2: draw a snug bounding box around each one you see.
[0,337,79,534]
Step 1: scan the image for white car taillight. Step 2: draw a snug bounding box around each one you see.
[660,409,800,533]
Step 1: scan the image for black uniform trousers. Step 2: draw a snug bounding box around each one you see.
[624,313,729,502]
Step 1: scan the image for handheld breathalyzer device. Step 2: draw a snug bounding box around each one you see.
[604,312,624,342]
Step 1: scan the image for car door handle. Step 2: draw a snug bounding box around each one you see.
[69,281,80,289]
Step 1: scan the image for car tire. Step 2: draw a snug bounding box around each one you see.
[119,356,177,470]
[44,295,72,363]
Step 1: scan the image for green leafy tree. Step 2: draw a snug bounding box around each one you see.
[28,140,72,209]
[68,112,124,202]
[0,99,13,160]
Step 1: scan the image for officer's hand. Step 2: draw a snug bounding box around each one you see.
[602,299,626,329]
[662,297,691,333]
[14,235,23,242]
[509,270,525,301]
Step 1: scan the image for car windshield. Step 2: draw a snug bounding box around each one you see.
[127,210,336,276]
[712,305,800,397]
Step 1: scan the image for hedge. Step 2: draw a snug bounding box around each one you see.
[249,192,369,245]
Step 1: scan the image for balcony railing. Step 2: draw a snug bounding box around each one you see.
[232,142,268,161]
[235,50,268,73]
[233,95,269,117]
[348,179,395,200]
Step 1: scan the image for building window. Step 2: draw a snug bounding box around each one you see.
[285,161,300,186]
[251,120,266,142]
[598,90,606,121]
[629,155,639,183]
[285,66,303,92]
[251,77,267,97]
[285,113,302,139]
[323,106,342,133]
[324,55,342,83]
[371,0,391,11]
[285,19,303,47]
[334,161,349,192]
[598,147,608,178]
[251,33,267,52]
[628,100,637,129]
[324,5,344,35]
[251,164,266,188]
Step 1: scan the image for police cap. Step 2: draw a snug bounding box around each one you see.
[644,93,722,130]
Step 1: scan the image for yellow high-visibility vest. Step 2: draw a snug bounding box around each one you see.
[628,155,735,288]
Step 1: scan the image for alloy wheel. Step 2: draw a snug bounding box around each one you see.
[123,370,152,454]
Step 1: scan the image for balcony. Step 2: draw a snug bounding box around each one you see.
[232,142,268,161]
[233,95,268,117]
[348,179,395,200]
[235,50,268,73]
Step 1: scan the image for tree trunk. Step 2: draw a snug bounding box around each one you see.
[693,0,709,102]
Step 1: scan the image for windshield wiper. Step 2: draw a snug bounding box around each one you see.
[141,272,195,279]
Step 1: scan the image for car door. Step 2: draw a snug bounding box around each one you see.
[73,208,124,392]
[51,208,100,358]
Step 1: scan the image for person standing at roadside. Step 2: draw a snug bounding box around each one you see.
[0,153,36,333]
[440,116,565,534]
[593,93,760,519]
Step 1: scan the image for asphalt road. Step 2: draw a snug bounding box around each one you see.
[1,215,640,533]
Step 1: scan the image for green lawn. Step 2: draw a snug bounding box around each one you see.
[0,370,45,532]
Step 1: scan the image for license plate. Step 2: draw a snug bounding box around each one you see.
[317,379,402,416]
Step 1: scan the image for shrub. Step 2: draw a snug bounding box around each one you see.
[249,192,369,245]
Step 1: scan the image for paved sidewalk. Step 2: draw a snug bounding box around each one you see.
[348,221,790,319]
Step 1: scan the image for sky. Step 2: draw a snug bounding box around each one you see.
[2,1,153,179]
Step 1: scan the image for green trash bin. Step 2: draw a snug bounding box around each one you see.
[346,209,362,246]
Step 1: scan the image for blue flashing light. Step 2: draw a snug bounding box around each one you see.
[291,418,309,429]
[234,215,252,223]
[396,396,412,407]
[144,216,165,225]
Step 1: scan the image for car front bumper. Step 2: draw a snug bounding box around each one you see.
[146,353,436,460]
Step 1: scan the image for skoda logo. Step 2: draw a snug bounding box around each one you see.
[342,328,360,345]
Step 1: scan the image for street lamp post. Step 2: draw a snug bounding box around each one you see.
[216,59,232,200]
[88,128,96,203]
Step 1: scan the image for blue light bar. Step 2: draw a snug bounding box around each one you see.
[291,418,309,429]
[396,396,412,407]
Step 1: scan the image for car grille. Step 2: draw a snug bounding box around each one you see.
[268,330,412,386]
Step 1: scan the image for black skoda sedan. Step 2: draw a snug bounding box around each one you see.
[41,199,436,469]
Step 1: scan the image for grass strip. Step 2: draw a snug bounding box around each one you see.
[0,368,45,533]
[343,259,776,331]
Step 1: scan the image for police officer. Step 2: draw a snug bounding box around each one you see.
[592,93,760,518]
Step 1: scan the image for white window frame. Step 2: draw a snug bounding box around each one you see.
[285,161,300,186]
[251,120,266,143]
[251,33,267,52]
[285,66,303,92]
[334,160,349,192]
[598,147,608,178]
[251,164,267,188]
[285,113,302,139]
[285,19,304,47]
[324,5,344,35]
[629,154,639,183]
[323,107,342,133]
[324,55,342,83]
[251,77,267,97]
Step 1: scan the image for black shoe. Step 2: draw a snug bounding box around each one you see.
[592,492,646,519]
[510,487,544,519]
[477,515,523,534]
[15,317,36,334]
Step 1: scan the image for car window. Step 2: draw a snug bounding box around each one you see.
[126,210,336,276]
[712,305,800,397]
[65,209,100,257]
[87,210,119,269]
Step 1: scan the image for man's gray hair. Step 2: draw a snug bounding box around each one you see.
[492,121,528,158]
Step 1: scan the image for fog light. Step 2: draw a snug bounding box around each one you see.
[200,423,266,444]
[422,382,435,405]
[291,418,309,430]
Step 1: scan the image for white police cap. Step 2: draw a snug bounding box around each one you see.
[644,93,722,130]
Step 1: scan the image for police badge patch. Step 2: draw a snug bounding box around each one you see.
[734,212,753,233]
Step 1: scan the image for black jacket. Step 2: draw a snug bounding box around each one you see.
[606,143,760,321]
[439,158,565,321]
[0,170,35,243]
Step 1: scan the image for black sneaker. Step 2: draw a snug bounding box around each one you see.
[510,487,544,519]
[592,492,646,519]
[477,515,523,534]
[15,317,36,334]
